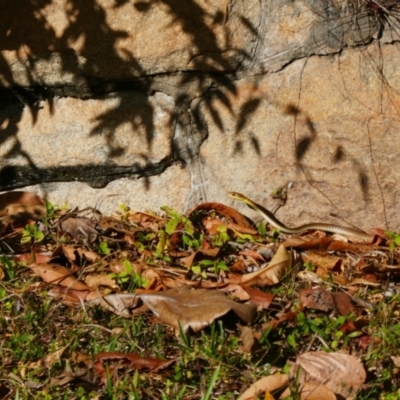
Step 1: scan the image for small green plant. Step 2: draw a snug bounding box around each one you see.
[386,231,400,251]
[98,241,111,255]
[257,221,267,235]
[118,203,131,221]
[44,198,55,218]
[161,206,201,251]
[21,224,45,244]
[0,256,17,280]
[211,225,231,247]
[111,260,149,288]
[303,261,315,271]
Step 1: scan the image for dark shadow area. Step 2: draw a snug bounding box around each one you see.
[0,0,262,192]
[284,103,318,163]
[0,158,171,190]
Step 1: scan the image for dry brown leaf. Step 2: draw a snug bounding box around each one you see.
[138,287,257,332]
[127,211,164,231]
[90,293,142,317]
[221,284,251,301]
[293,351,366,399]
[238,374,289,400]
[0,191,46,222]
[238,324,257,353]
[349,278,380,287]
[76,248,100,262]
[235,245,290,286]
[300,288,357,316]
[202,217,258,235]
[59,217,99,242]
[14,252,52,264]
[189,202,254,229]
[98,216,143,235]
[302,251,342,275]
[261,310,298,331]
[179,248,220,268]
[280,380,336,400]
[90,287,257,331]
[331,292,356,316]
[61,245,77,263]
[93,352,174,385]
[84,274,118,290]
[299,287,335,312]
[48,286,101,304]
[29,263,89,290]
[71,352,92,367]
[391,356,400,368]
[241,285,274,309]
[239,249,267,263]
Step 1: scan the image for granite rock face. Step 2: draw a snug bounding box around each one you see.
[1,0,399,231]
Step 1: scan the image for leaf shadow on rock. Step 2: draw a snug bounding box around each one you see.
[0,0,262,192]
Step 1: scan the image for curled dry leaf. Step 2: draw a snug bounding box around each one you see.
[59,217,99,242]
[61,245,78,263]
[76,248,100,262]
[84,274,118,290]
[179,247,219,268]
[293,351,366,399]
[241,285,274,309]
[233,245,290,286]
[15,252,52,264]
[221,284,251,301]
[91,293,142,317]
[189,202,254,229]
[202,217,258,235]
[29,263,89,290]
[49,286,101,304]
[238,374,289,400]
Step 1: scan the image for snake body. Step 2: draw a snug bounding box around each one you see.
[228,191,374,241]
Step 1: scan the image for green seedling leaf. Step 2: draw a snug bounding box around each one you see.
[348,331,363,338]
[156,230,167,255]
[257,221,267,236]
[45,198,55,218]
[287,334,297,348]
[198,259,215,266]
[98,241,111,255]
[165,217,180,235]
[0,256,16,280]
[21,224,45,244]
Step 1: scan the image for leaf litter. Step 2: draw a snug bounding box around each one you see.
[0,191,400,398]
